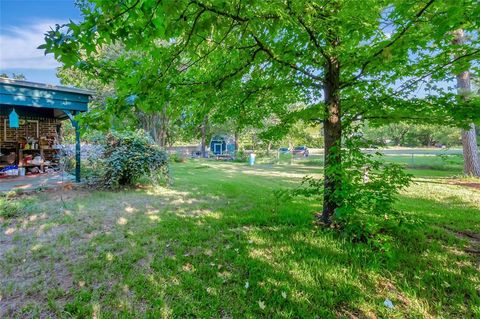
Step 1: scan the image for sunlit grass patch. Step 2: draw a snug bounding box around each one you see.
[0,159,479,318]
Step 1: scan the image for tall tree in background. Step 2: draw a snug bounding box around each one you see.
[42,0,480,223]
[57,47,183,146]
[454,29,480,176]
[0,73,26,80]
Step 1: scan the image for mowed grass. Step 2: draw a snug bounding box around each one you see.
[0,157,479,318]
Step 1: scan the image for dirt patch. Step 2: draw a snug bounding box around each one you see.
[0,190,92,318]
[451,182,480,190]
[0,226,79,318]
[0,186,204,317]
[455,230,480,255]
[455,230,480,242]
[444,227,480,268]
[336,308,378,319]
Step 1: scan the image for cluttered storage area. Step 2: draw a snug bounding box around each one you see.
[0,106,63,177]
[0,78,89,181]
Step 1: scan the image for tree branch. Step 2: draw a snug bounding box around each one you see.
[253,35,323,81]
[286,0,330,64]
[346,48,480,122]
[189,0,249,22]
[393,48,480,95]
[190,0,279,22]
[172,48,262,88]
[106,0,142,24]
[141,0,163,34]
[215,48,262,87]
[182,21,238,71]
[162,8,206,75]
[341,0,436,88]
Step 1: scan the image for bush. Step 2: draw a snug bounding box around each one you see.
[288,131,416,250]
[169,152,187,163]
[332,153,414,248]
[232,150,248,162]
[102,130,168,189]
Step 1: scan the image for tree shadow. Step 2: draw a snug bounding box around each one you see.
[1,165,479,318]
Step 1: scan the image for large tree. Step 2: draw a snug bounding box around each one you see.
[57,45,186,146]
[42,0,480,223]
[454,29,480,176]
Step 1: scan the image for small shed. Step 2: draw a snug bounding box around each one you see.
[0,78,90,182]
[210,134,235,156]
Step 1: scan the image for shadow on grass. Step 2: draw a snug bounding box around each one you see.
[63,198,366,318]
[1,163,478,318]
[60,189,478,318]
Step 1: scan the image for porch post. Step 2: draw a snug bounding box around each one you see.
[74,119,81,183]
[63,110,81,182]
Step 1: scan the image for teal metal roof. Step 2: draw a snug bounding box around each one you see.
[0,77,91,113]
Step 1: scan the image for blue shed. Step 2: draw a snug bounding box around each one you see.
[210,135,226,155]
[210,134,235,156]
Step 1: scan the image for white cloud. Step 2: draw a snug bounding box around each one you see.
[0,21,64,70]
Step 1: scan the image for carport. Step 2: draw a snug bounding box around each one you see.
[0,78,90,183]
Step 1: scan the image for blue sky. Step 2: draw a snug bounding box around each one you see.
[0,0,81,84]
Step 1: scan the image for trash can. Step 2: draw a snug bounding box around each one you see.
[249,153,256,166]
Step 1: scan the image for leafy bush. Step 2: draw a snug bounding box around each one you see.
[288,133,416,249]
[232,150,248,162]
[169,152,187,163]
[102,130,168,188]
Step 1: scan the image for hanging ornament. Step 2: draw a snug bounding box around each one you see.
[9,109,19,128]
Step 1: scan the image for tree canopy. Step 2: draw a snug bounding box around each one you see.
[41,0,480,222]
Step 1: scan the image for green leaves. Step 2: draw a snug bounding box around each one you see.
[39,0,480,224]
[39,0,479,130]
[102,130,169,188]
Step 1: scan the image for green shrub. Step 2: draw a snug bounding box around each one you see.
[288,132,416,250]
[332,158,414,248]
[232,150,248,162]
[169,152,187,163]
[102,130,169,189]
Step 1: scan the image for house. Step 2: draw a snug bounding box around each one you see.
[0,78,90,183]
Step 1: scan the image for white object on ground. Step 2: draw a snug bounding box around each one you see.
[384,298,395,309]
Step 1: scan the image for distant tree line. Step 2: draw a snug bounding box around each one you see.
[0,73,26,80]
[362,123,465,148]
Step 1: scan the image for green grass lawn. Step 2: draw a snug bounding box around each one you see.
[0,158,479,318]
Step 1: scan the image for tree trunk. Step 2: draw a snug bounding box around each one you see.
[159,104,168,147]
[200,116,207,158]
[462,124,480,176]
[321,58,342,224]
[138,105,169,148]
[454,29,480,176]
[234,130,239,151]
[151,114,158,145]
